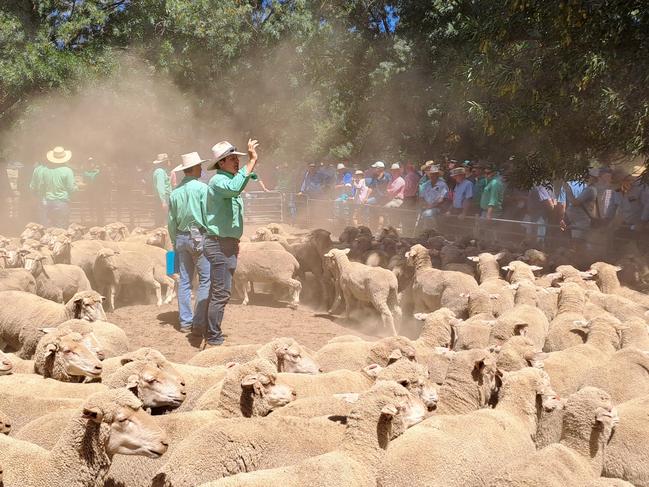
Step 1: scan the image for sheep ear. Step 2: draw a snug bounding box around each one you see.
[571,320,591,333]
[225,361,239,369]
[530,265,543,272]
[473,358,486,374]
[241,374,260,387]
[514,323,529,336]
[125,374,139,390]
[38,327,58,334]
[120,356,135,365]
[466,256,479,263]
[342,248,351,255]
[579,271,595,280]
[387,349,403,364]
[494,252,506,261]
[324,251,333,258]
[380,404,398,417]
[363,364,383,378]
[413,313,429,321]
[82,406,103,423]
[614,266,622,272]
[45,343,57,356]
[501,265,511,271]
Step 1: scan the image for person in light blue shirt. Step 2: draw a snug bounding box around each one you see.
[448,167,472,216]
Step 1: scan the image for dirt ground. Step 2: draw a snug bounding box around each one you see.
[107,295,379,364]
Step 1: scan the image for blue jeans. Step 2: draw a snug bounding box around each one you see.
[203,236,239,345]
[44,200,70,228]
[175,234,210,332]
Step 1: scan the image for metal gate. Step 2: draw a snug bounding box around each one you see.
[242,191,284,224]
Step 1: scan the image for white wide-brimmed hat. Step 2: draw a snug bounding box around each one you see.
[152,153,169,165]
[208,141,246,170]
[371,161,385,169]
[390,163,401,170]
[173,152,208,173]
[46,146,72,164]
[450,167,466,177]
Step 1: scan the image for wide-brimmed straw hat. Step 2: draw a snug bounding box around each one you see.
[46,146,72,164]
[450,167,466,177]
[427,165,441,173]
[208,141,246,170]
[173,152,208,172]
[152,153,169,165]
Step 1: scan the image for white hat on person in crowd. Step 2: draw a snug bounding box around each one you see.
[46,146,72,164]
[172,152,208,172]
[336,163,346,170]
[427,164,441,173]
[390,163,401,170]
[450,167,466,177]
[371,161,385,169]
[354,169,364,176]
[152,153,169,165]
[208,141,246,170]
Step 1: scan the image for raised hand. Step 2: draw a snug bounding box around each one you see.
[248,138,259,162]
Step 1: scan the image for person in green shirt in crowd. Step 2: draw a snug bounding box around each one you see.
[200,138,259,349]
[480,165,505,219]
[152,153,172,226]
[30,146,77,228]
[168,151,211,336]
[471,163,488,214]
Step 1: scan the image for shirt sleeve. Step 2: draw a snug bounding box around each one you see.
[464,181,473,199]
[486,182,500,207]
[167,196,177,244]
[66,168,77,193]
[153,170,168,202]
[211,168,254,197]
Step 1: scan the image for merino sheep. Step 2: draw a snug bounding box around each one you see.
[188,337,320,374]
[405,244,478,318]
[544,283,590,352]
[0,407,10,434]
[0,349,12,375]
[379,367,561,487]
[579,347,649,404]
[33,327,103,382]
[23,251,91,302]
[588,261,649,308]
[200,381,426,487]
[314,336,417,372]
[233,247,302,309]
[496,335,546,372]
[195,359,296,416]
[0,262,37,294]
[491,387,619,487]
[0,290,106,358]
[467,252,515,317]
[541,316,626,397]
[603,394,649,486]
[0,388,169,487]
[325,248,401,335]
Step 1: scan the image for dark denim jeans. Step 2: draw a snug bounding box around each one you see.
[175,234,210,331]
[44,200,70,228]
[203,236,239,345]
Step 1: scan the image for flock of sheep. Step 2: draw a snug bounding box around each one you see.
[0,220,648,486]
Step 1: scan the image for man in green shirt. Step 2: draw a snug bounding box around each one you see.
[479,165,505,219]
[201,138,259,348]
[31,146,77,228]
[152,153,172,226]
[168,152,210,336]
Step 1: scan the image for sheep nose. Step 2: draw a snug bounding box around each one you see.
[318,368,323,373]
[94,364,103,371]
[180,381,186,387]
[291,391,297,398]
[2,359,11,366]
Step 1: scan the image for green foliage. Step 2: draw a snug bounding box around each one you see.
[1,0,648,184]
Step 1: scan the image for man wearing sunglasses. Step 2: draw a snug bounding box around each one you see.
[201,138,260,349]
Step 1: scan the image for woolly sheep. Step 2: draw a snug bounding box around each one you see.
[379,367,561,487]
[0,349,12,375]
[466,252,515,317]
[491,387,618,487]
[23,251,91,302]
[501,260,543,284]
[188,337,320,374]
[0,266,37,294]
[33,327,103,382]
[0,388,169,487]
[200,381,426,487]
[603,394,649,486]
[589,261,649,309]
[0,407,9,434]
[586,289,648,322]
[324,248,401,335]
[314,335,416,372]
[495,335,546,372]
[0,290,106,358]
[195,359,296,416]
[579,347,649,404]
[544,282,589,352]
[233,247,302,309]
[619,317,649,350]
[405,244,479,318]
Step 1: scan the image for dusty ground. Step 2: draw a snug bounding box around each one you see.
[107,295,378,363]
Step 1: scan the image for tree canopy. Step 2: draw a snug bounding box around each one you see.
[1,0,648,185]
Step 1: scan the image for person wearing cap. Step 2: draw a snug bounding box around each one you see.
[385,163,405,208]
[479,166,505,219]
[168,152,210,336]
[562,169,599,248]
[524,183,561,243]
[299,163,324,196]
[448,167,472,217]
[334,163,353,201]
[201,138,259,349]
[419,164,449,223]
[352,169,371,204]
[366,161,392,205]
[152,153,173,226]
[418,160,434,195]
[31,146,77,228]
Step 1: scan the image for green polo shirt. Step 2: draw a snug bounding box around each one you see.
[168,176,208,243]
[204,168,258,239]
[473,176,487,203]
[480,176,504,211]
[153,167,172,203]
[34,165,77,201]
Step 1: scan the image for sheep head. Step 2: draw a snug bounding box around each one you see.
[67,223,87,240]
[498,367,562,413]
[23,251,46,276]
[51,234,72,257]
[146,229,168,248]
[276,344,321,374]
[37,329,103,380]
[123,361,186,409]
[87,226,108,240]
[82,388,169,458]
[68,290,107,321]
[106,222,129,241]
[240,372,296,416]
[0,350,13,375]
[309,229,333,255]
[377,358,438,411]
[561,387,618,452]
[20,222,44,241]
[96,248,119,271]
